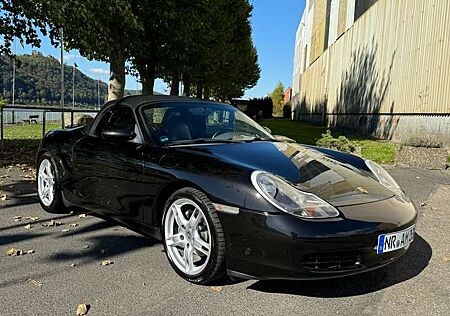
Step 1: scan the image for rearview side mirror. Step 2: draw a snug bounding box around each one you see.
[102,128,136,141]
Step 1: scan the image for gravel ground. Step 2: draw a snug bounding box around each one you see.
[0,165,449,316]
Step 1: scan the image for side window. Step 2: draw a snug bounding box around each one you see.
[94,107,137,136]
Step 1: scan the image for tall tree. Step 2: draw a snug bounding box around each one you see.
[271,81,285,116]
[189,0,260,101]
[46,0,142,101]
[1,0,142,101]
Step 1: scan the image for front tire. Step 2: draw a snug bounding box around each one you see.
[162,187,225,284]
[37,154,69,214]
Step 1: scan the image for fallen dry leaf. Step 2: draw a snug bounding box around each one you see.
[25,278,43,288]
[211,286,223,292]
[61,229,70,233]
[24,224,32,229]
[76,304,89,316]
[69,223,79,227]
[356,187,369,194]
[6,248,23,256]
[100,260,113,266]
[42,220,63,227]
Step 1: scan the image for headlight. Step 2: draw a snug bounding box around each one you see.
[251,171,340,219]
[365,160,404,197]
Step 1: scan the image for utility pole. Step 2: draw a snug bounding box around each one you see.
[72,63,76,109]
[12,39,16,107]
[97,79,100,110]
[60,27,65,128]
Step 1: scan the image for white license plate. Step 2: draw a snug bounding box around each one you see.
[377,225,415,254]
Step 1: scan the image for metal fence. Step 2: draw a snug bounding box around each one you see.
[0,105,100,146]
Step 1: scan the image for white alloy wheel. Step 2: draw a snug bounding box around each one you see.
[38,158,55,207]
[164,198,212,276]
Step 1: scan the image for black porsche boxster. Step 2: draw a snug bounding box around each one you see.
[37,96,417,284]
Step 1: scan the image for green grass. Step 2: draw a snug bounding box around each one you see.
[262,118,396,164]
[1,122,61,167]
[262,119,327,145]
[3,122,61,140]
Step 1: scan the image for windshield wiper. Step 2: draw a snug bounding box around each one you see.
[243,137,279,143]
[168,138,242,145]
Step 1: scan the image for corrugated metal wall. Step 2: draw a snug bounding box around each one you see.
[297,0,450,138]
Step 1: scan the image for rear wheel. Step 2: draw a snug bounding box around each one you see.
[37,154,69,214]
[162,188,225,284]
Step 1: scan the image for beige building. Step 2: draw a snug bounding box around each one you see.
[293,0,377,96]
[292,0,450,142]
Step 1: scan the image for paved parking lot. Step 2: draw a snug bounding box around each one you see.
[0,166,449,316]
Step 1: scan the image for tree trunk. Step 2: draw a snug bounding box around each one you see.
[138,59,155,95]
[170,74,180,96]
[142,77,155,95]
[183,74,191,97]
[196,82,203,99]
[108,49,126,101]
[204,85,210,100]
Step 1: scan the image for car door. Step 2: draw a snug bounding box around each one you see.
[72,105,145,222]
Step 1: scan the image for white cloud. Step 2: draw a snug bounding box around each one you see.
[89,68,109,75]
[64,53,80,61]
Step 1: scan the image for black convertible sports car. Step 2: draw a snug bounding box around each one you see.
[37,96,417,284]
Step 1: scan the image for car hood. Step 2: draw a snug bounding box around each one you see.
[175,141,395,207]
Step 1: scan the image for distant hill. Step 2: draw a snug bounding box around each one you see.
[0,51,149,106]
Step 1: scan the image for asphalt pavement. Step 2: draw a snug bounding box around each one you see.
[0,165,449,316]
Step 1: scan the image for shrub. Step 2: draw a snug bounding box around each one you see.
[400,128,443,148]
[77,114,95,126]
[316,130,357,153]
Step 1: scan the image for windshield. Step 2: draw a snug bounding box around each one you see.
[141,101,273,145]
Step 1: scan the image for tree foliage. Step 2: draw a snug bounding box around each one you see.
[271,81,285,116]
[1,0,260,102]
[0,1,48,56]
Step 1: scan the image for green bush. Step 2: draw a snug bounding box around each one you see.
[316,130,357,153]
[400,128,443,148]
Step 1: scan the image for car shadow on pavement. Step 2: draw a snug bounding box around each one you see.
[247,233,431,297]
[46,219,158,265]
[0,180,38,209]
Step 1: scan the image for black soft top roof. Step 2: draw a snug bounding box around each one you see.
[113,95,226,109]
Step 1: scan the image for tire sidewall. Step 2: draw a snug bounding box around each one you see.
[37,153,64,213]
[162,188,223,283]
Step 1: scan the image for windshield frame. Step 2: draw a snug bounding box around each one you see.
[137,100,274,146]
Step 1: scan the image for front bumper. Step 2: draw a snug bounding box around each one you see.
[219,196,418,280]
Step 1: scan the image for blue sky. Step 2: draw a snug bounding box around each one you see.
[9,0,305,98]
